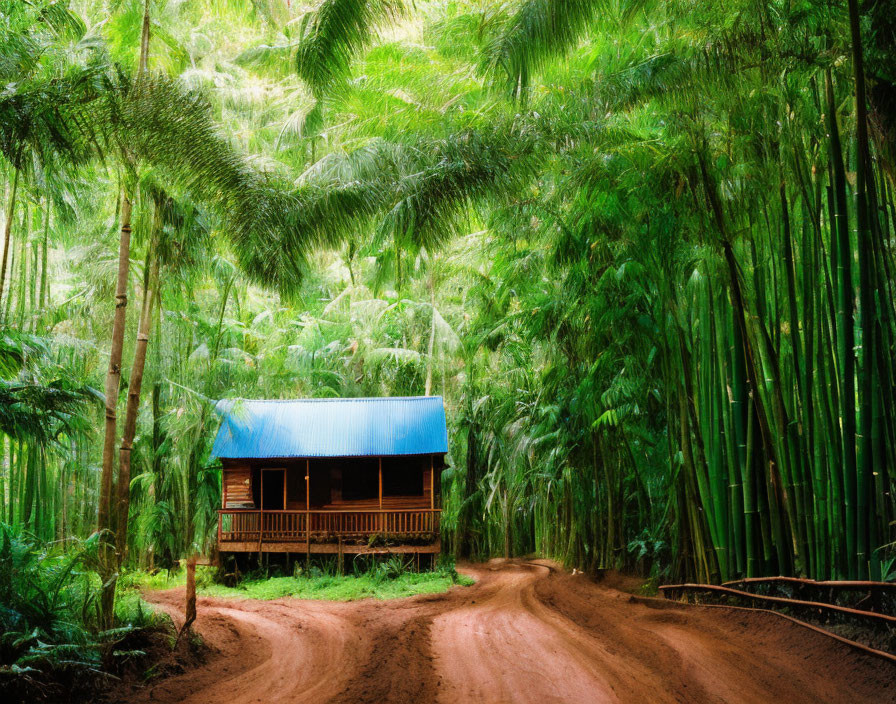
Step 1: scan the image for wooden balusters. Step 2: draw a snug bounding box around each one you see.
[218,508,441,545]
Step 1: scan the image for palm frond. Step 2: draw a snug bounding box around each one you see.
[480,0,602,98]
[295,0,406,98]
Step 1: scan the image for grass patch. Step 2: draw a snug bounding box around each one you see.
[118,568,187,592]
[203,569,473,601]
[127,557,474,602]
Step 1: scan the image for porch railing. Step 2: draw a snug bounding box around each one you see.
[218,509,441,544]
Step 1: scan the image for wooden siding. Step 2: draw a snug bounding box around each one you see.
[286,466,307,510]
[320,495,430,510]
[223,465,253,509]
[423,466,433,507]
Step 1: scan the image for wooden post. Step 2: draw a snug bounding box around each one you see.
[220,468,228,546]
[185,555,196,624]
[305,459,310,565]
[378,457,383,533]
[176,554,197,648]
[430,455,435,510]
[338,536,344,575]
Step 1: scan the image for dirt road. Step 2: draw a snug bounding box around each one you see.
[129,560,896,703]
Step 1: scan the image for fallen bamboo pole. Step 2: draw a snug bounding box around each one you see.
[722,576,896,591]
[659,583,896,627]
[637,595,896,666]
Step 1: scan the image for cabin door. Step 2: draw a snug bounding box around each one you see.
[260,469,286,510]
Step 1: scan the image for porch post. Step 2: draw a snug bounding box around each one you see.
[378,457,383,533]
[305,459,310,557]
[220,469,227,546]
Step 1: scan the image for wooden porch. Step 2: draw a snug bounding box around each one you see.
[217,507,442,553]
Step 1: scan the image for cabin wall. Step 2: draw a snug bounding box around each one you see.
[286,465,307,510]
[422,464,433,508]
[222,462,253,509]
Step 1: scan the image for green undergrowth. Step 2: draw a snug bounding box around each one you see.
[0,525,169,703]
[203,568,473,601]
[127,556,474,602]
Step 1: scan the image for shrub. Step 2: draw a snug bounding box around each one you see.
[0,524,164,702]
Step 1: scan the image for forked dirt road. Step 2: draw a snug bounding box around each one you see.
[129,560,896,703]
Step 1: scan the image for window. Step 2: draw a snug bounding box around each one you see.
[342,459,379,501]
[382,459,423,496]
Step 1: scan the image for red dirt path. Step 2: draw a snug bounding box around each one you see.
[124,560,896,703]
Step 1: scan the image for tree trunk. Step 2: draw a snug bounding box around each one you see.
[139,0,151,74]
[97,0,152,627]
[40,199,49,310]
[826,70,858,577]
[847,0,874,580]
[16,209,29,329]
[97,193,132,627]
[0,168,20,316]
[425,280,436,396]
[458,364,481,559]
[115,237,160,566]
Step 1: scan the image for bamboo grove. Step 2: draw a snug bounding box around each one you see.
[0,0,895,608]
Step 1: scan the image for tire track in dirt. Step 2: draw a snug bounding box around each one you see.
[524,562,875,703]
[133,592,360,703]
[431,562,623,703]
[124,560,896,704]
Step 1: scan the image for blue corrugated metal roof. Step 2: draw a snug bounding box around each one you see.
[211,396,449,459]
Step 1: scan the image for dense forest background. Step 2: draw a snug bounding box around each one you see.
[2,0,896,601]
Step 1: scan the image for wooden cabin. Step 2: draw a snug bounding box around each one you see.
[212,397,448,556]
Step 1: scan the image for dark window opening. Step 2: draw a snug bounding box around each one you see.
[342,461,379,501]
[382,461,423,497]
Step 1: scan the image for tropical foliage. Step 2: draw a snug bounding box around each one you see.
[1,0,895,644]
[0,523,162,700]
